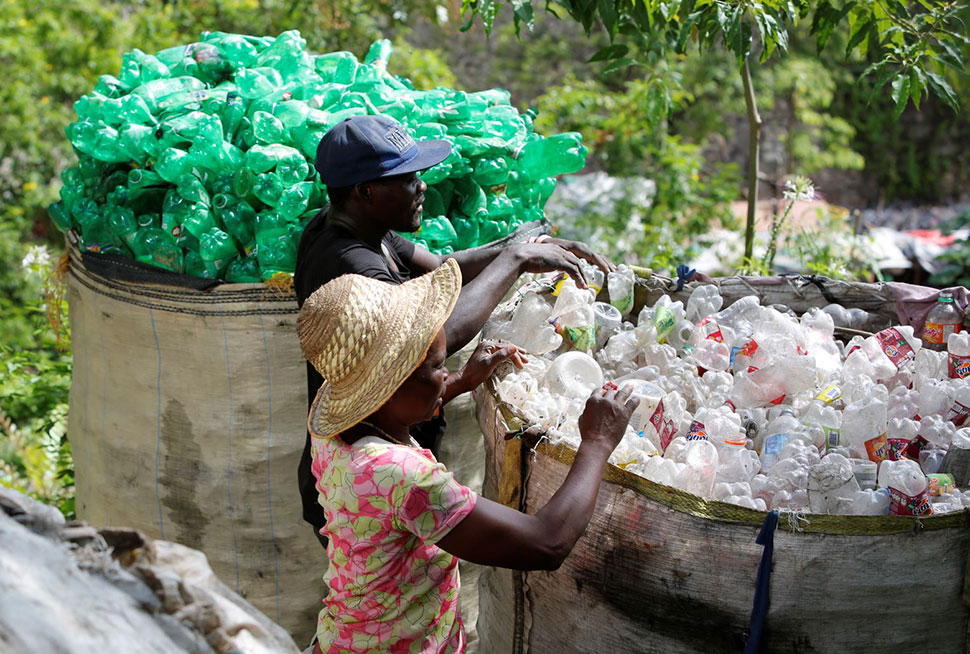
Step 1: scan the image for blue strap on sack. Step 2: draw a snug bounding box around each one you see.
[675,263,696,292]
[744,510,779,654]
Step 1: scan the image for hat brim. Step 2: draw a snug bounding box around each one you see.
[306,258,461,439]
[379,139,452,179]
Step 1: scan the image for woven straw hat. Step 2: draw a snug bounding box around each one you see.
[297,258,461,439]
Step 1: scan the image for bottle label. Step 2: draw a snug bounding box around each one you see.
[948,353,970,379]
[653,306,675,341]
[816,385,842,404]
[874,327,916,368]
[729,339,759,369]
[697,317,724,343]
[686,420,707,441]
[648,399,677,452]
[823,427,841,450]
[611,291,634,316]
[564,325,596,352]
[945,399,970,427]
[923,322,961,345]
[886,438,911,461]
[905,435,929,460]
[763,433,789,455]
[864,432,889,462]
[888,487,933,516]
[927,473,956,496]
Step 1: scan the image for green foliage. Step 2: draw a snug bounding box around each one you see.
[532,72,740,267]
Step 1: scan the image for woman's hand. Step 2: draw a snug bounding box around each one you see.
[577,384,639,453]
[442,340,528,405]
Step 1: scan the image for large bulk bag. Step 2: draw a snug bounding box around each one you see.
[475,272,970,653]
[66,243,321,642]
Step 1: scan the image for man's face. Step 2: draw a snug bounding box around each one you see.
[365,172,427,232]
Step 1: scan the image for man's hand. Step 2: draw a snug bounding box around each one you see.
[442,340,528,404]
[541,237,615,275]
[508,242,590,288]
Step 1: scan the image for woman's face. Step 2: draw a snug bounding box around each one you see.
[385,329,448,425]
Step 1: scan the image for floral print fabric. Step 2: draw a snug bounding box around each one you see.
[311,435,477,653]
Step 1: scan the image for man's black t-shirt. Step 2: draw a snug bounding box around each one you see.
[294,209,445,544]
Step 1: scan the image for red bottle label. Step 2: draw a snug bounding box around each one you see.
[888,487,933,516]
[949,354,970,379]
[874,328,915,368]
[924,322,960,345]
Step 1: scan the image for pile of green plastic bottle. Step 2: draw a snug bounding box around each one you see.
[49,31,589,281]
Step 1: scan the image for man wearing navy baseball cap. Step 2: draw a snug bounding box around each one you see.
[294,114,614,544]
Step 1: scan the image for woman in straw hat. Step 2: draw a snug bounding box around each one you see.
[298,259,638,654]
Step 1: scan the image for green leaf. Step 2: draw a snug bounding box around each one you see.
[938,41,966,72]
[588,44,629,62]
[845,15,873,56]
[645,81,669,125]
[603,57,638,74]
[511,0,536,34]
[908,67,925,110]
[926,70,960,112]
[890,73,910,117]
[598,0,619,37]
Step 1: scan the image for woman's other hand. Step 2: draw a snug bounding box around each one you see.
[577,383,640,454]
[442,340,527,404]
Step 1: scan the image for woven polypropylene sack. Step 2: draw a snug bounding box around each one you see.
[475,273,970,654]
[66,245,324,644]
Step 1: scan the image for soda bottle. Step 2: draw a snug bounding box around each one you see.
[453,216,480,250]
[256,234,297,278]
[884,459,933,516]
[314,51,358,84]
[213,194,256,254]
[132,227,183,272]
[220,92,247,143]
[130,76,206,113]
[419,216,458,249]
[177,174,210,206]
[842,397,889,462]
[252,110,285,144]
[74,92,106,122]
[117,123,158,162]
[200,228,237,278]
[607,264,636,317]
[105,201,137,239]
[948,332,970,379]
[923,290,963,351]
[253,172,283,207]
[235,67,285,99]
[180,249,205,277]
[203,32,259,68]
[515,132,588,178]
[472,157,511,187]
[225,255,262,283]
[277,182,315,220]
[48,201,74,232]
[181,203,219,240]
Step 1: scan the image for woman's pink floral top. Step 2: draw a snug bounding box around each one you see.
[310,434,477,653]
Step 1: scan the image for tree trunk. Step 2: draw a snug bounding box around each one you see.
[741,56,762,262]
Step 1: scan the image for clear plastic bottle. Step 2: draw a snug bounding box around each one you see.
[948,332,970,379]
[760,408,803,473]
[842,397,889,462]
[884,458,933,516]
[923,290,962,351]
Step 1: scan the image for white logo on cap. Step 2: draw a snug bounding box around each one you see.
[384,127,414,153]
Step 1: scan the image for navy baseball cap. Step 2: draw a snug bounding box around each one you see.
[314,115,452,187]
